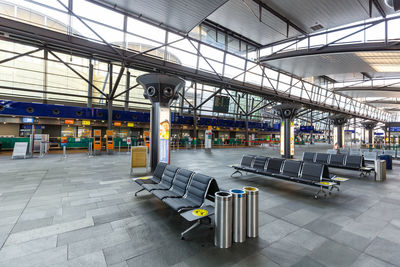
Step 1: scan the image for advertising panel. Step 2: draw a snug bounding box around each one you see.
[159,107,170,164]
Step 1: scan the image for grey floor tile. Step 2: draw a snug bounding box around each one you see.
[280,228,327,251]
[304,219,342,238]
[309,240,361,266]
[365,237,400,265]
[258,219,299,244]
[283,208,321,227]
[351,253,396,267]
[12,217,54,233]
[333,229,373,253]
[57,223,113,246]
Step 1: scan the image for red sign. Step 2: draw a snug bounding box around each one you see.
[64,119,74,125]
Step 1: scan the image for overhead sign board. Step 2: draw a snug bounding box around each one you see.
[64,119,74,125]
[22,117,34,123]
[114,122,121,126]
[82,120,91,126]
[127,122,134,127]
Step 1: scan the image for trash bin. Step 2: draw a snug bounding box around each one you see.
[243,186,259,238]
[375,160,386,181]
[379,155,392,170]
[230,189,246,243]
[214,191,232,248]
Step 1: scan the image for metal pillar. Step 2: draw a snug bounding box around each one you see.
[273,103,300,159]
[88,58,93,108]
[108,63,113,130]
[137,73,185,172]
[329,115,348,149]
[193,83,198,140]
[43,49,48,104]
[245,94,249,146]
[124,70,130,111]
[362,121,377,147]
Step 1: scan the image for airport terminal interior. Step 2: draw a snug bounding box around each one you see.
[2,0,400,266]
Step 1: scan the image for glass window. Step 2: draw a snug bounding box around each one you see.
[127,17,166,43]
[74,0,123,29]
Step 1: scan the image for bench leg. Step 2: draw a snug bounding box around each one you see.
[181,220,201,240]
[134,188,145,196]
[314,186,327,199]
[231,170,242,177]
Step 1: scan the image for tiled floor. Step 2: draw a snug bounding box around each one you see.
[0,144,399,266]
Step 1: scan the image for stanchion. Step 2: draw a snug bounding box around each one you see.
[62,146,67,159]
[119,141,121,153]
[243,186,259,238]
[214,191,232,248]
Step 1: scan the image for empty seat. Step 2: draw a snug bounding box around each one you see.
[327,149,338,154]
[252,156,268,171]
[315,153,330,164]
[163,173,213,212]
[135,162,167,186]
[384,150,396,158]
[265,158,284,175]
[349,150,362,156]
[302,152,316,162]
[300,162,323,183]
[239,155,256,170]
[364,151,377,161]
[152,169,194,200]
[275,160,302,179]
[360,149,369,155]
[329,154,346,166]
[345,155,362,169]
[375,149,383,156]
[143,165,179,191]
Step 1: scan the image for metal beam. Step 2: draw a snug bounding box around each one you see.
[47,49,107,98]
[224,88,246,115]
[252,0,307,35]
[196,87,223,110]
[56,0,123,58]
[0,48,42,65]
[110,65,125,98]
[113,83,139,99]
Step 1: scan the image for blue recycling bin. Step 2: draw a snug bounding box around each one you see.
[379,155,392,170]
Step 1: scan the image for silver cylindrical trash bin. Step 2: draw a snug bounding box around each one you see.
[230,189,247,243]
[375,160,386,181]
[214,191,232,248]
[243,186,259,238]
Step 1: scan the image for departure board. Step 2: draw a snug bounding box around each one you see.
[213,95,230,113]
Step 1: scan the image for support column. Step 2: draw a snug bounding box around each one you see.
[124,70,130,111]
[273,103,300,159]
[193,83,198,140]
[88,58,93,108]
[245,94,249,146]
[362,121,377,149]
[137,73,185,171]
[107,63,113,130]
[329,115,348,149]
[43,49,48,104]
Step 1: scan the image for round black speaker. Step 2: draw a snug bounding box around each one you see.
[0,105,4,111]
[76,111,83,116]
[283,109,292,117]
[146,86,156,97]
[97,112,103,117]
[115,113,121,119]
[26,107,34,113]
[132,115,137,120]
[163,87,173,97]
[52,109,60,115]
[337,119,343,124]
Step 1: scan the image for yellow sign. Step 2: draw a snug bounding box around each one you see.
[192,209,208,217]
[138,177,150,180]
[82,120,90,126]
[127,122,134,127]
[216,127,220,131]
